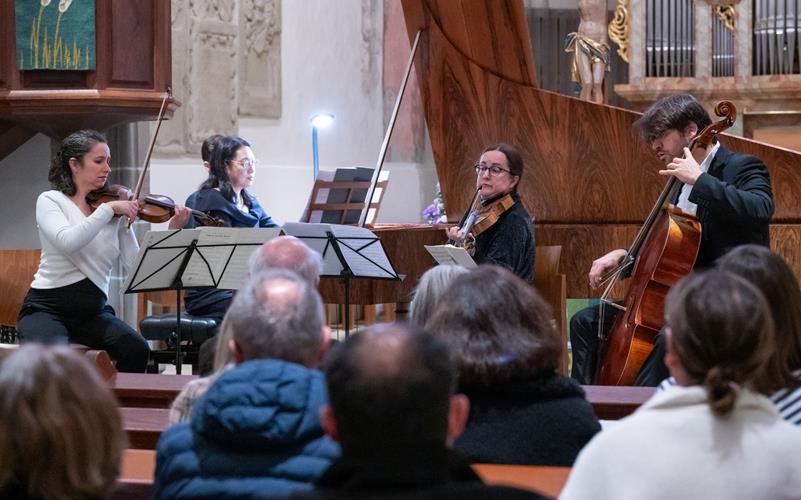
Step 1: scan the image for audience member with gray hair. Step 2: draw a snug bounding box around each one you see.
[156,269,339,499]
[409,264,470,327]
[171,236,324,422]
[300,323,546,499]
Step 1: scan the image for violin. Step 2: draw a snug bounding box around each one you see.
[451,190,515,254]
[86,184,224,227]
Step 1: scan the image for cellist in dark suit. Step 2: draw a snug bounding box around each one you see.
[570,93,774,386]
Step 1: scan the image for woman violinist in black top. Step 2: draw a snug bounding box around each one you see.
[446,143,535,283]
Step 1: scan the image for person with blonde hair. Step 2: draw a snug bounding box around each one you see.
[409,265,470,327]
[561,270,801,500]
[0,344,126,500]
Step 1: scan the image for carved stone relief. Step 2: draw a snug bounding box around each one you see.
[238,0,281,117]
[361,0,382,98]
[156,0,282,155]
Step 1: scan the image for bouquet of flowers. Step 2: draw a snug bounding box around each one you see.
[422,182,448,224]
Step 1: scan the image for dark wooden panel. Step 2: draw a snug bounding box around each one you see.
[421,0,537,86]
[109,0,154,87]
[536,223,639,298]
[721,136,801,222]
[0,249,40,327]
[21,70,88,88]
[0,0,11,88]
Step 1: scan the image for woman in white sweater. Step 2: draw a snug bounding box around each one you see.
[16,130,188,372]
[560,270,801,500]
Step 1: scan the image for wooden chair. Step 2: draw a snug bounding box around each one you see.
[533,246,569,375]
[0,249,40,341]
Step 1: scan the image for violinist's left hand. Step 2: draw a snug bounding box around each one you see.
[168,205,193,229]
[659,147,702,185]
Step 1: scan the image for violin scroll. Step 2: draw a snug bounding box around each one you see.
[690,100,736,152]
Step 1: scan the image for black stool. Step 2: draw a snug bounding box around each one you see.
[140,314,218,373]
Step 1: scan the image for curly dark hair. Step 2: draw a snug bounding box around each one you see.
[199,135,254,208]
[633,93,712,145]
[665,270,775,416]
[48,130,107,196]
[424,265,562,387]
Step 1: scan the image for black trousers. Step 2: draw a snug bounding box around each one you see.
[17,278,150,373]
[569,303,669,387]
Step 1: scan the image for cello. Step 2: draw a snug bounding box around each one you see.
[594,101,737,386]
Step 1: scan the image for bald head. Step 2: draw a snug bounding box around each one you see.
[227,268,325,366]
[324,323,458,458]
[249,235,323,286]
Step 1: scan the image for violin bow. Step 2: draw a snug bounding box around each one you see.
[128,87,172,227]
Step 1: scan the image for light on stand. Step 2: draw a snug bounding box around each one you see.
[310,113,335,180]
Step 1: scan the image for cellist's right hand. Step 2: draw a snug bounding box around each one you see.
[589,248,627,290]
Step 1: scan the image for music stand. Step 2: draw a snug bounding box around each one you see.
[283,222,401,337]
[125,227,280,373]
[300,169,390,226]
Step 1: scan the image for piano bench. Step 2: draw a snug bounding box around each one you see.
[139,314,218,374]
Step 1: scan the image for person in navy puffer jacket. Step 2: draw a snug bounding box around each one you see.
[154,269,340,499]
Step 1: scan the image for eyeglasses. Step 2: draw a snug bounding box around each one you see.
[229,158,259,169]
[474,163,511,177]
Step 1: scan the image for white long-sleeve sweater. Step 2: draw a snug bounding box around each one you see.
[560,385,801,500]
[31,190,138,297]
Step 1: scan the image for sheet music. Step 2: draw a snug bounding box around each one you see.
[283,222,398,279]
[124,229,202,292]
[183,227,280,290]
[424,244,477,269]
[329,224,398,278]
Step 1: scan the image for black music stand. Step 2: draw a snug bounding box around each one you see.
[283,222,401,337]
[125,227,280,373]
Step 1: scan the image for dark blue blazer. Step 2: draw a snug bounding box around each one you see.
[684,145,774,267]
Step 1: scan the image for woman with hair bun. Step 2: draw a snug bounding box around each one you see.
[560,269,801,500]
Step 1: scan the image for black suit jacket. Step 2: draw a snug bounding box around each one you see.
[683,145,774,268]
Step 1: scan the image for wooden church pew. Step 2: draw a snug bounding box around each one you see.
[116,450,574,499]
[582,385,655,420]
[120,407,171,450]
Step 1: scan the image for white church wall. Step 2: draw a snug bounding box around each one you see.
[150,0,432,226]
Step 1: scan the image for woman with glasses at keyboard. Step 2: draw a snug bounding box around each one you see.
[445,143,535,283]
[184,135,278,323]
